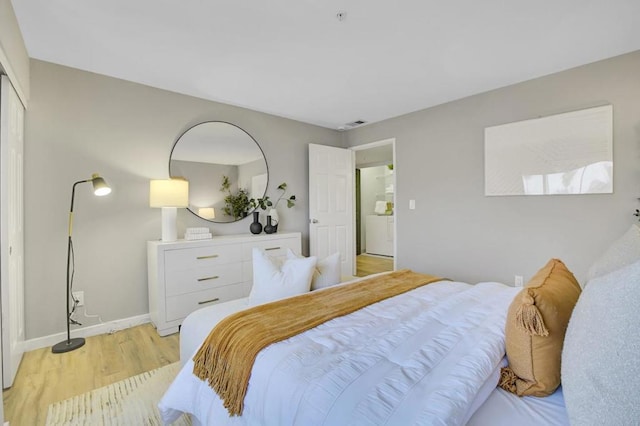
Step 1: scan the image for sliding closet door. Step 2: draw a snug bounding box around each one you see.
[0,75,25,388]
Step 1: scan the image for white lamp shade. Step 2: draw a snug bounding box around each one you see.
[91,174,111,196]
[198,207,216,220]
[149,179,189,208]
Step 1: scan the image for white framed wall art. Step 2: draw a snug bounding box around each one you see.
[484,105,613,196]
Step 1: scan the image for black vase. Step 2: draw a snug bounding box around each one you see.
[249,211,262,234]
[264,215,276,234]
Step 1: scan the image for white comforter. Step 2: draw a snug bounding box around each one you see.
[160,280,519,425]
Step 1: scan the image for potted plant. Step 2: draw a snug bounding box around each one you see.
[220,176,251,220]
[250,182,296,231]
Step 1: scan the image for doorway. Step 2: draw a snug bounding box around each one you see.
[351,139,396,277]
[308,140,396,279]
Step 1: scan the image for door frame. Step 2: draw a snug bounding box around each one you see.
[349,138,397,275]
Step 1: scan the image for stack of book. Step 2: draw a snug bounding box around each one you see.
[184,227,212,240]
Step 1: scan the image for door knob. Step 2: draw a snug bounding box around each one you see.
[311,219,319,224]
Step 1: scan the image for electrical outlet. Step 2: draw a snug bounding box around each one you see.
[72,291,85,306]
[514,275,524,287]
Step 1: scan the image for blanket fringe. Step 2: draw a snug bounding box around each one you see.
[498,367,519,393]
[515,292,549,336]
[193,322,249,415]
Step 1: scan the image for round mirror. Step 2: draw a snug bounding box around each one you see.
[169,121,268,223]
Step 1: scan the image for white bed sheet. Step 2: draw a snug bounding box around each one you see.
[468,385,568,426]
[160,279,520,425]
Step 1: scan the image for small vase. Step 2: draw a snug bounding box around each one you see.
[268,208,279,232]
[264,215,276,234]
[249,211,262,234]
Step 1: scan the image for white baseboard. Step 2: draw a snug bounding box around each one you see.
[23,314,151,353]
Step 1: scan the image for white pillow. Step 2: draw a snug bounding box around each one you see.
[248,248,317,306]
[287,250,341,290]
[561,259,640,425]
[586,224,640,285]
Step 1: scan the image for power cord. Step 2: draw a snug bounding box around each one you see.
[81,306,104,324]
[68,239,82,326]
[68,238,104,325]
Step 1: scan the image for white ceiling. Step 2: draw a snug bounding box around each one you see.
[11,0,640,130]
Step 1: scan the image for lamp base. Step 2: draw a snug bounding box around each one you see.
[52,337,85,353]
[161,207,178,242]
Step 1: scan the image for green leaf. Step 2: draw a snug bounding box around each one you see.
[277,182,287,191]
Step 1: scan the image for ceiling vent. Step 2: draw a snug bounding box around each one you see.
[345,120,367,128]
[338,120,367,131]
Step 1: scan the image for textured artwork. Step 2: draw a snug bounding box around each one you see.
[485,105,613,196]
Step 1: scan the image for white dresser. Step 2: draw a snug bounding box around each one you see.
[147,232,302,336]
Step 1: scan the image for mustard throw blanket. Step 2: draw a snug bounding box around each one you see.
[192,269,443,416]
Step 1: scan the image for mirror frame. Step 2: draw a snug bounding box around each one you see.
[169,121,269,223]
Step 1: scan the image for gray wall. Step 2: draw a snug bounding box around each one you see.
[346,51,640,286]
[24,59,342,339]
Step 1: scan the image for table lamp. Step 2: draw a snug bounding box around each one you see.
[149,178,189,242]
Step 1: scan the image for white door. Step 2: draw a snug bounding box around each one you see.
[1,75,25,388]
[309,144,354,277]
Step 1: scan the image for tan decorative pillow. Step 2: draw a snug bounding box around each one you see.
[499,258,581,396]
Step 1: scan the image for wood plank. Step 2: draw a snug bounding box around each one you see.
[2,323,179,425]
[356,254,394,277]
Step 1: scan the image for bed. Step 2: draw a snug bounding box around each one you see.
[159,275,567,425]
[159,228,640,425]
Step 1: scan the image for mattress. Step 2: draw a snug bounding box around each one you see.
[160,278,521,425]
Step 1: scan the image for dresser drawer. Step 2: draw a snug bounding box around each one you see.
[164,244,242,272]
[242,237,300,260]
[165,283,249,322]
[165,263,243,297]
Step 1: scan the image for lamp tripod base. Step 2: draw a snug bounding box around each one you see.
[52,337,85,353]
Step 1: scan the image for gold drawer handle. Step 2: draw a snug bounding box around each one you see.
[265,247,281,251]
[197,276,219,282]
[198,298,220,305]
[197,254,219,260]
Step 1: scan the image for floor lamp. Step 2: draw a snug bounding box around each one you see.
[52,173,111,354]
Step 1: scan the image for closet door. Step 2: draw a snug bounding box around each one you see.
[0,75,25,388]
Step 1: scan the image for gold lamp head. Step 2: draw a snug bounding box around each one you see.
[91,173,111,196]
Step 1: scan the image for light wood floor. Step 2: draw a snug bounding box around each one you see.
[356,254,394,277]
[3,323,179,426]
